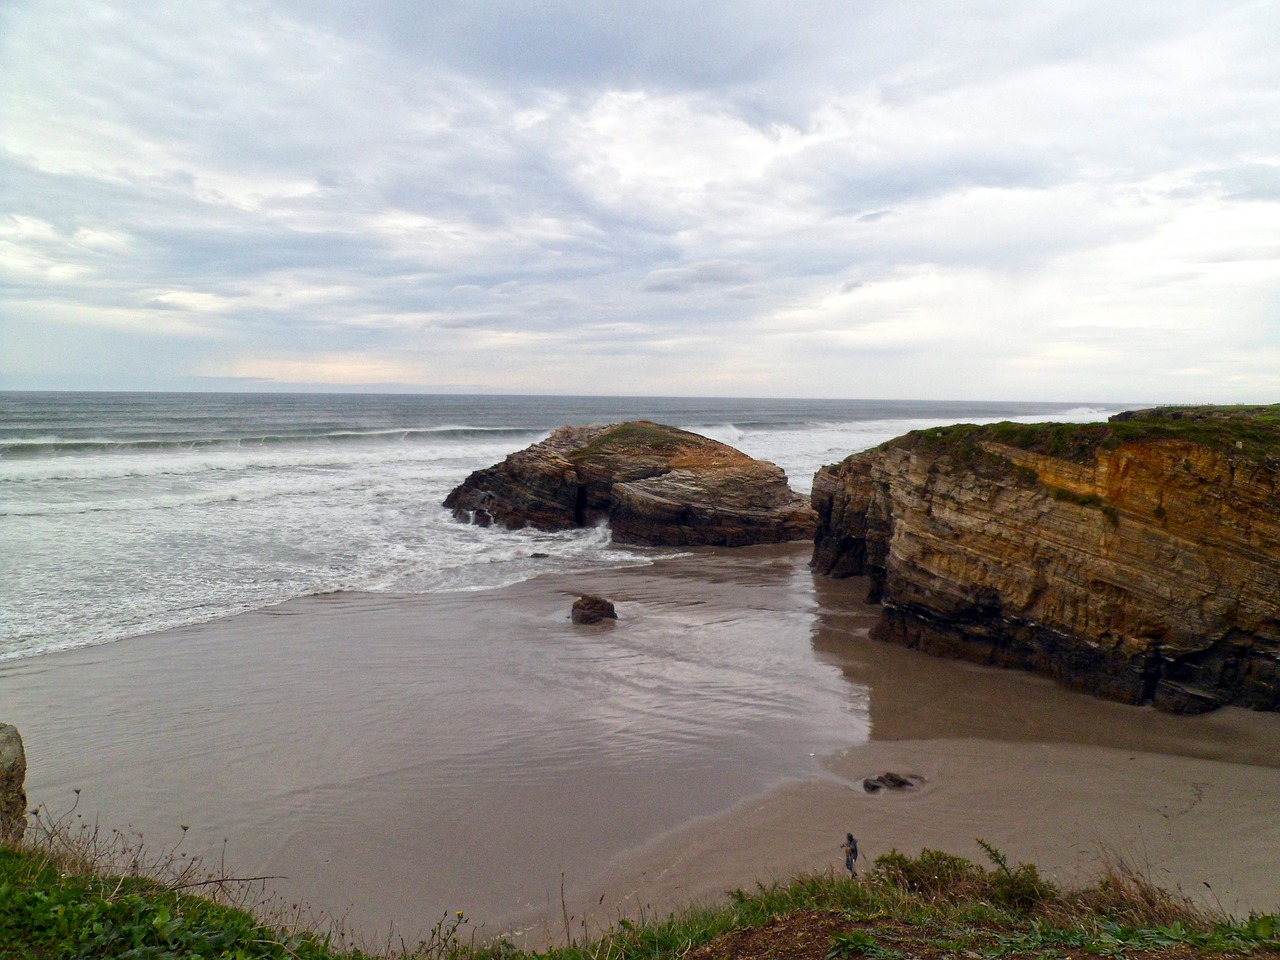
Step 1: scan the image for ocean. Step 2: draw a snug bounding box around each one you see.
[0,392,1120,663]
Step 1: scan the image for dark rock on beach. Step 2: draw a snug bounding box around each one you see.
[571,595,618,625]
[445,421,816,547]
[862,772,920,792]
[1,723,27,846]
[811,405,1280,712]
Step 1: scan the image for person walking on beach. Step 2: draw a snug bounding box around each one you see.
[843,832,859,877]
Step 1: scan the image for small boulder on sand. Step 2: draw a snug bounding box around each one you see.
[572,595,618,625]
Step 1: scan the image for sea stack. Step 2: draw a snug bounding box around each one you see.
[445,421,817,547]
[811,405,1280,712]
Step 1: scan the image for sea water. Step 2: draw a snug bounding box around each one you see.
[0,393,1121,662]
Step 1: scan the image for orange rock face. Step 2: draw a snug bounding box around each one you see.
[811,408,1280,712]
[445,421,816,547]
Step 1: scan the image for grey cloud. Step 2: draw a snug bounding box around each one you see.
[789,151,1062,216]
[284,0,789,94]
[278,1,1196,121]
[642,261,758,292]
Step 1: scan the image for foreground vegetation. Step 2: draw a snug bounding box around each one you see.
[2,809,1278,960]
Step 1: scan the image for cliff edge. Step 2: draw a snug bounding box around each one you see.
[445,421,817,547]
[811,406,1280,712]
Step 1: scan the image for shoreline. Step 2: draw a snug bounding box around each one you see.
[3,543,1279,945]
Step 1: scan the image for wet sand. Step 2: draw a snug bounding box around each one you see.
[532,569,1280,939]
[2,543,1278,947]
[564,738,1280,942]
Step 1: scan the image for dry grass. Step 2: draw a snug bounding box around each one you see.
[1060,849,1212,929]
[24,791,274,913]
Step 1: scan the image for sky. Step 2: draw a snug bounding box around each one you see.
[1,1,1278,401]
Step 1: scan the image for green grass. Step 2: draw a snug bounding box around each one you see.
[3,814,1278,960]
[567,421,705,463]
[0,847,356,959]
[894,424,1045,485]
[896,404,1280,472]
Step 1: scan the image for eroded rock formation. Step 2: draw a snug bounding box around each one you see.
[445,421,816,547]
[811,406,1280,712]
[1,723,27,846]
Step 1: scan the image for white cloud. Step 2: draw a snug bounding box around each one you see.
[1,0,1277,400]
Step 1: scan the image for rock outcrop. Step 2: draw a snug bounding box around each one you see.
[811,406,1280,712]
[571,595,618,624]
[445,421,816,547]
[1,723,27,846]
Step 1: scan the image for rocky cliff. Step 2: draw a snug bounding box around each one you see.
[1,723,26,846]
[445,421,816,547]
[811,406,1280,712]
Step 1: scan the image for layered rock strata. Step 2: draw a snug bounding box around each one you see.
[811,407,1280,712]
[1,723,27,846]
[445,421,816,547]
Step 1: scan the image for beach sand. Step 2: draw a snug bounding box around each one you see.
[2,543,1278,947]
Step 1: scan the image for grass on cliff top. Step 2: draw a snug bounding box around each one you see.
[4,803,1280,960]
[894,403,1280,471]
[568,421,728,464]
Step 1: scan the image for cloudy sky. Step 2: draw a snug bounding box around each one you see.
[2,1,1277,401]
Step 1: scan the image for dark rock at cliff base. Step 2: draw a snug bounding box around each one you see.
[572,595,618,625]
[811,405,1280,712]
[445,421,817,547]
[1,723,27,846]
[1152,680,1226,715]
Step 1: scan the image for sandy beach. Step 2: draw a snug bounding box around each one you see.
[3,543,1278,947]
